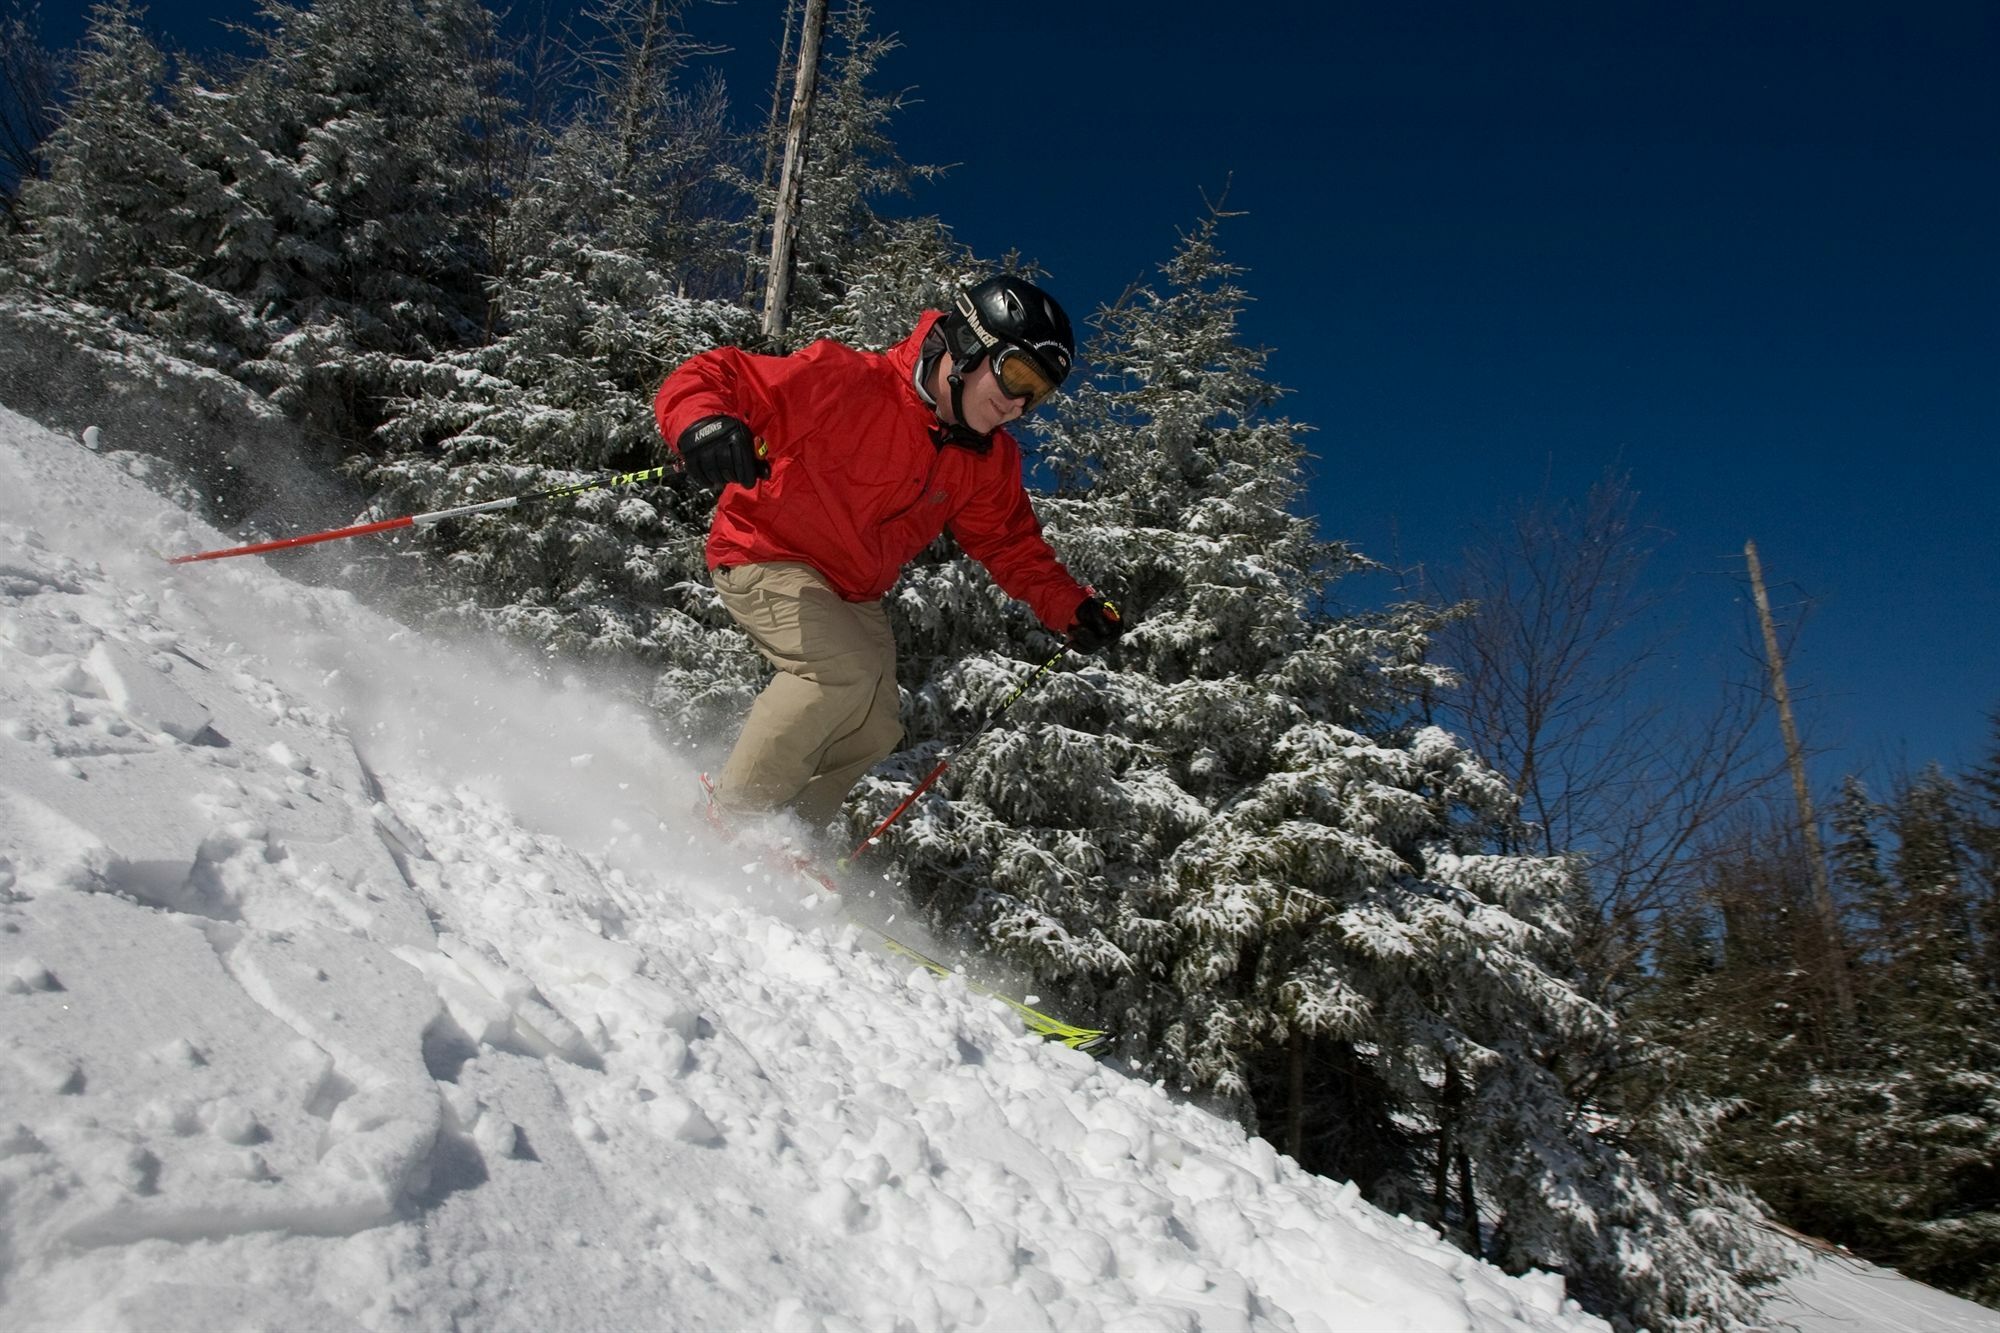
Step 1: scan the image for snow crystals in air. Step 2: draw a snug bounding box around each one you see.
[0,406,1607,1330]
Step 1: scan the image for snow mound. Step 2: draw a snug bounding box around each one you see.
[0,407,1605,1330]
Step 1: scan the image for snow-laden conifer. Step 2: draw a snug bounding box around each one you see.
[868,207,1784,1330]
[208,0,506,438]
[12,1,207,323]
[1812,769,2000,1303]
[2,0,303,505]
[13,0,509,448]
[365,0,760,735]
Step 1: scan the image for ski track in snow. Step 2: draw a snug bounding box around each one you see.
[0,405,1613,1331]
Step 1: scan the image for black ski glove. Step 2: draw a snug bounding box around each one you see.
[1067,595,1125,654]
[677,414,768,491]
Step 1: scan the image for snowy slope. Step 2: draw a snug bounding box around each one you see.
[1766,1248,2000,1333]
[0,405,1618,1331]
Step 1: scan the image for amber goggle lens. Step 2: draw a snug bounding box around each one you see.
[993,347,1057,408]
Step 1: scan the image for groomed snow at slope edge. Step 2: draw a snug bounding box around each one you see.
[0,406,1607,1332]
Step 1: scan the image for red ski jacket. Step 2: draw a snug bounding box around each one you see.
[653,312,1089,634]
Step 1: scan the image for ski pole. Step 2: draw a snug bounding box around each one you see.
[165,464,681,565]
[847,644,1068,864]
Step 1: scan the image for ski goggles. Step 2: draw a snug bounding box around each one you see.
[990,344,1059,410]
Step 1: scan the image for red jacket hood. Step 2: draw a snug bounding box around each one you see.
[884,310,1002,442]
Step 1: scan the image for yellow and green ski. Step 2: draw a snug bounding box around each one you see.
[697,776,1109,1052]
[867,929,1107,1051]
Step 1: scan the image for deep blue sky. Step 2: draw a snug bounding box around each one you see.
[48,1,2000,786]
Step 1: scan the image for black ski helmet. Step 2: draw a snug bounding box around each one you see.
[943,275,1076,390]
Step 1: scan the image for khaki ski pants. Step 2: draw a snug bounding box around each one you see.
[711,562,902,829]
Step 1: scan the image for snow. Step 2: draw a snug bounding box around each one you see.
[0,404,1956,1332]
[1766,1248,2000,1333]
[0,410,1619,1331]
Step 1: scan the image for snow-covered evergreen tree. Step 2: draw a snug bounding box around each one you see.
[1968,713,2000,998]
[12,0,206,321]
[1842,769,2000,1303]
[865,208,1781,1330]
[10,0,508,450]
[1,0,304,519]
[793,216,988,353]
[0,0,67,220]
[205,0,507,438]
[1644,766,2000,1311]
[1634,813,1836,1201]
[364,0,760,736]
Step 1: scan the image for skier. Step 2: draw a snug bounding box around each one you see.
[654,275,1125,832]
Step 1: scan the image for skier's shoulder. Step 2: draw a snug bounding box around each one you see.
[688,334,873,387]
[789,333,875,376]
[779,337,930,435]
[773,335,892,406]
[799,313,938,383]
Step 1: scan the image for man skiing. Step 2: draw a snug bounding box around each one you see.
[653,275,1124,832]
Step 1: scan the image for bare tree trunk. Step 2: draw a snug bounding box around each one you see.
[761,0,826,341]
[1745,539,1856,1027]
[1285,1029,1305,1160]
[759,0,801,193]
[1456,1143,1480,1253]
[741,0,802,306]
[1442,1056,1480,1252]
[1433,1109,1451,1227]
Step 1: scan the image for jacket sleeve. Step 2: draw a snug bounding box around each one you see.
[654,344,816,464]
[949,440,1091,635]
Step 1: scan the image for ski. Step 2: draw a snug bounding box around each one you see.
[866,928,1108,1051]
[696,776,1109,1052]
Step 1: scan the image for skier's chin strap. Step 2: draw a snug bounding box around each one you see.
[932,364,995,451]
[919,323,996,452]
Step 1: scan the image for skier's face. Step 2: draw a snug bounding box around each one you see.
[936,354,1028,435]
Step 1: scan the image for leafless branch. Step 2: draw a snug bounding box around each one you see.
[1420,467,1790,977]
